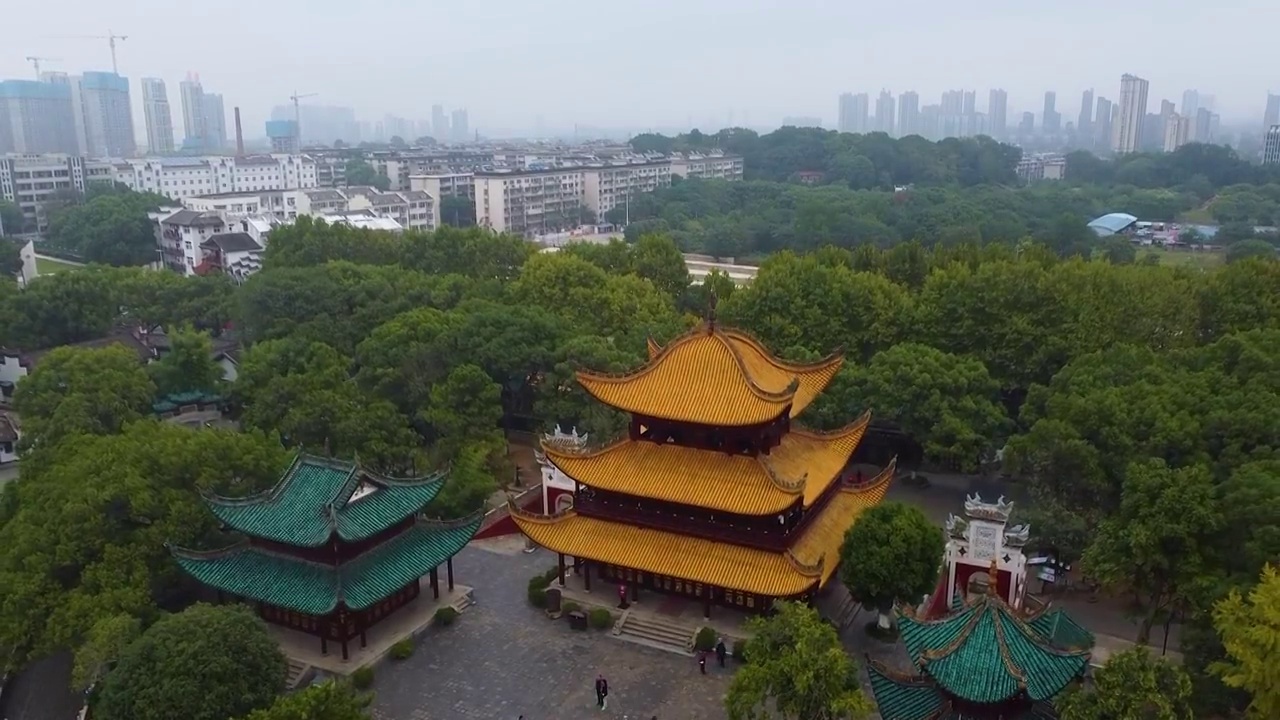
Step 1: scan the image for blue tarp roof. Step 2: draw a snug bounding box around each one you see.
[1087,213,1138,236]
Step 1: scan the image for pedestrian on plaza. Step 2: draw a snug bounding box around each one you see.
[698,651,707,674]
[617,583,628,609]
[595,673,609,710]
[715,638,727,667]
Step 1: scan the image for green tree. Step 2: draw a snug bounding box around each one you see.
[1057,647,1194,720]
[631,233,690,298]
[424,363,503,460]
[1226,239,1276,263]
[725,601,871,720]
[0,422,286,661]
[46,192,163,265]
[0,198,24,235]
[148,326,224,397]
[94,604,286,720]
[838,502,944,632]
[71,614,142,689]
[533,335,640,440]
[13,344,156,452]
[1082,460,1222,644]
[439,195,476,227]
[344,159,390,191]
[0,238,23,278]
[1212,564,1280,718]
[0,268,119,348]
[238,680,371,720]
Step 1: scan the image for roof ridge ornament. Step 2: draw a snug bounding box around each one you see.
[706,289,718,331]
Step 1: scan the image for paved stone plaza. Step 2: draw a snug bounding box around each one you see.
[370,539,736,720]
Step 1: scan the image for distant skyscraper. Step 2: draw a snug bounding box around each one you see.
[1113,73,1150,154]
[1181,90,1199,118]
[1195,108,1219,143]
[73,72,135,157]
[875,90,895,136]
[1094,96,1114,151]
[0,79,79,154]
[432,104,448,141]
[450,109,469,142]
[1078,89,1094,136]
[202,93,226,151]
[897,91,919,137]
[1164,113,1191,152]
[140,78,175,154]
[919,104,941,140]
[1042,91,1060,132]
[1019,112,1035,134]
[180,78,206,148]
[1263,125,1280,165]
[987,89,1008,138]
[838,93,870,133]
[1265,93,1280,132]
[1160,99,1175,119]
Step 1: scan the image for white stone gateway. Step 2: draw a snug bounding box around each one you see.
[536,425,587,514]
[932,493,1030,614]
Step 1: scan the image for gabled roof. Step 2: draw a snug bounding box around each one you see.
[171,514,482,614]
[163,209,225,227]
[896,593,1091,705]
[203,454,447,547]
[201,232,262,253]
[541,412,869,515]
[577,323,843,427]
[867,661,1059,720]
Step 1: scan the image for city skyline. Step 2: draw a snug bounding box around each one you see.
[3,0,1278,136]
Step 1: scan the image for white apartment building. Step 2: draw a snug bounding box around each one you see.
[113,154,317,200]
[1163,113,1191,153]
[140,78,175,155]
[0,153,114,233]
[341,186,436,231]
[1112,73,1150,154]
[408,172,474,200]
[473,168,586,236]
[670,153,745,181]
[581,161,672,217]
[155,209,277,276]
[1016,153,1066,183]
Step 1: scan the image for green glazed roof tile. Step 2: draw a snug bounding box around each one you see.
[866,660,946,720]
[204,454,445,547]
[171,514,482,614]
[1028,609,1095,651]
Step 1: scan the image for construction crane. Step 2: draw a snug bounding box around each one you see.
[290,92,318,146]
[25,56,61,80]
[51,31,128,73]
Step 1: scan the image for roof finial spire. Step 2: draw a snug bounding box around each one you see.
[706,290,718,332]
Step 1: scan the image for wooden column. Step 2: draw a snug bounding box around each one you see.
[341,637,349,661]
[584,560,592,592]
[630,579,639,602]
[321,635,328,656]
[446,557,455,590]
[430,567,440,599]
[704,587,712,619]
[557,553,566,587]
[360,629,367,648]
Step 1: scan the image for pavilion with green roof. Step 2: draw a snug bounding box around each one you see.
[171,453,482,660]
[867,571,1094,720]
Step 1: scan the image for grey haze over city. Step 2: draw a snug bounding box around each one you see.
[5,0,1279,138]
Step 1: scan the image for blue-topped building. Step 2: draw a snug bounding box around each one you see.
[1086,212,1138,237]
[0,79,79,154]
[76,71,136,157]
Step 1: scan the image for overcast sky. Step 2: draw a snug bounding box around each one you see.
[5,0,1278,135]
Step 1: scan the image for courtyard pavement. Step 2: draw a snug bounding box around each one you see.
[370,539,735,720]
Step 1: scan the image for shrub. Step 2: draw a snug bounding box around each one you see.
[433,606,459,627]
[732,638,748,663]
[388,638,414,660]
[694,626,718,652]
[351,666,374,689]
[528,586,548,608]
[588,608,614,630]
[562,601,582,614]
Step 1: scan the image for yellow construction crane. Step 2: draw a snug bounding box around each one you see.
[25,56,61,79]
[290,91,318,144]
[51,31,128,73]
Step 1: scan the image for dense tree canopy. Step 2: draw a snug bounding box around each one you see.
[45,188,171,265]
[238,680,371,720]
[1057,648,1194,720]
[1212,564,1280,718]
[838,502,945,630]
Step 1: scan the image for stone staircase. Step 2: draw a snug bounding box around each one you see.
[449,587,476,614]
[613,610,697,655]
[285,658,314,690]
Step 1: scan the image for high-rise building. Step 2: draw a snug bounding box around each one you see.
[1181,90,1199,118]
[837,92,870,133]
[1195,108,1219,144]
[73,72,136,157]
[450,109,469,143]
[875,90,895,136]
[1112,73,1149,154]
[1094,97,1113,151]
[897,91,919,137]
[1078,89,1094,136]
[1265,94,1280,133]
[1042,91,1060,132]
[919,104,941,140]
[0,79,79,154]
[1263,125,1280,165]
[140,78,175,155]
[432,104,448,141]
[180,79,206,148]
[1160,99,1176,119]
[1018,112,1035,134]
[203,93,226,151]
[1164,113,1191,152]
[987,89,1008,138]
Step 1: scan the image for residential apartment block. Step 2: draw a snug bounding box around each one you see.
[0,80,80,154]
[582,160,671,218]
[0,153,113,233]
[73,72,136,158]
[408,172,475,200]
[113,154,317,200]
[473,167,586,236]
[669,153,744,181]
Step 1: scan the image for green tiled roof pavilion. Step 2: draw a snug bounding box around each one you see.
[868,592,1094,720]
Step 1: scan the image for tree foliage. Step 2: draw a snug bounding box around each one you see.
[1057,648,1194,720]
[1212,564,1280,718]
[725,601,871,720]
[94,604,286,720]
[148,326,224,397]
[344,159,390,191]
[0,199,25,235]
[839,502,944,626]
[237,680,371,720]
[45,190,169,265]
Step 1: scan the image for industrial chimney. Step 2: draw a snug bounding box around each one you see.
[234,107,244,156]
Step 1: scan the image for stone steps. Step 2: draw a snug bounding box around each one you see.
[449,588,476,614]
[285,658,313,690]
[614,611,696,655]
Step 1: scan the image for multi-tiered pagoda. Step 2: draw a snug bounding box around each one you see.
[171,454,482,660]
[511,321,895,616]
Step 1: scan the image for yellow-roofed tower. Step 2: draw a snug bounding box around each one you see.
[511,319,896,617]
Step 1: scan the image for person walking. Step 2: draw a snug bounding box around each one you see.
[715,638,727,667]
[595,673,609,710]
[698,651,707,674]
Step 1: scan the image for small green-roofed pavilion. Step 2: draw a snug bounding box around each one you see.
[869,592,1093,720]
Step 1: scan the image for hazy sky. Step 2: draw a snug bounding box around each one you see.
[5,0,1278,135]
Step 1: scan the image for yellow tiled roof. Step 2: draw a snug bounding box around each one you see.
[578,323,843,427]
[511,460,896,597]
[543,412,870,515]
